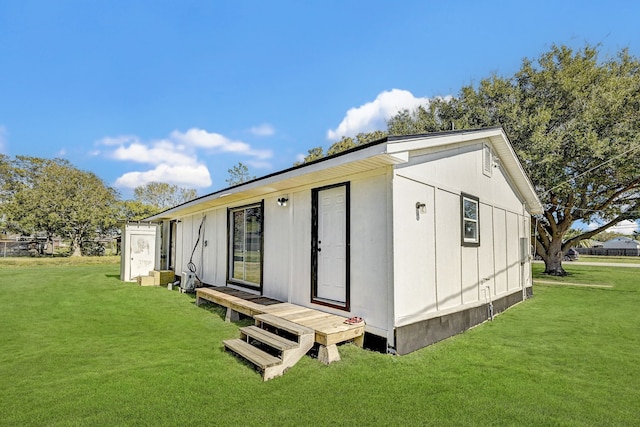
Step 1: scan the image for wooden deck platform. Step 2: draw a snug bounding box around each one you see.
[196,286,365,364]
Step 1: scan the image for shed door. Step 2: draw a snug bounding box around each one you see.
[130,233,156,279]
[312,183,350,310]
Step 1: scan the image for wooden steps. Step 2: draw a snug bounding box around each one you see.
[223,314,314,381]
[240,326,298,351]
[197,286,365,368]
[223,338,281,369]
[255,313,314,336]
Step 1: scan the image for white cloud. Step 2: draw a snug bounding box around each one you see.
[171,128,273,159]
[246,160,272,170]
[326,89,435,141]
[608,220,639,235]
[248,123,275,137]
[115,164,212,189]
[171,128,236,149]
[586,219,640,235]
[98,135,139,146]
[97,127,272,190]
[111,140,195,166]
[585,222,599,231]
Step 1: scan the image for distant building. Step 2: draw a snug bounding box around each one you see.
[602,237,640,255]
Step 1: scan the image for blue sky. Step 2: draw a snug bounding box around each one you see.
[1,1,639,231]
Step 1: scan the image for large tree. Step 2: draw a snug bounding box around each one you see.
[0,154,10,234]
[117,200,160,221]
[326,131,388,156]
[388,44,640,275]
[226,162,256,186]
[133,181,197,210]
[2,156,120,256]
[294,147,325,166]
[0,154,10,203]
[294,130,389,166]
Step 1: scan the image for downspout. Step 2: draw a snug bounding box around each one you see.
[523,203,531,301]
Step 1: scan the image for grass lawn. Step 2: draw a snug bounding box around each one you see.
[1,259,639,426]
[575,254,640,264]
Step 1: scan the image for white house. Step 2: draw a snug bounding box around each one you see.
[143,127,543,355]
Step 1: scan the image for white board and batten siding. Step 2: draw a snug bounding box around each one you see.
[147,128,542,353]
[172,169,394,339]
[392,140,531,330]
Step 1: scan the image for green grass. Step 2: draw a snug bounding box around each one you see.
[576,254,640,264]
[0,255,120,268]
[1,259,639,426]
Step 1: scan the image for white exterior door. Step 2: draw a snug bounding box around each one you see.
[130,233,156,279]
[313,184,349,307]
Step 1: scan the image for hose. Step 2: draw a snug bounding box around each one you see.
[187,215,206,284]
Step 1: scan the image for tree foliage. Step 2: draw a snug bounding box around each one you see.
[294,147,325,166]
[118,200,160,221]
[326,131,388,156]
[295,130,388,165]
[388,102,451,135]
[387,44,640,275]
[1,156,119,256]
[133,182,197,210]
[226,162,256,186]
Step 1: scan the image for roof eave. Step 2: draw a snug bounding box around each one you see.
[145,142,406,220]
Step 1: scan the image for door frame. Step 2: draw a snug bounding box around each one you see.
[226,200,264,293]
[122,223,158,282]
[168,220,177,270]
[311,182,351,311]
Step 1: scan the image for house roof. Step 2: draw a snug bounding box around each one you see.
[146,126,543,220]
[603,237,640,248]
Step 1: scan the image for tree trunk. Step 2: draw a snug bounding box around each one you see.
[71,236,82,257]
[46,235,54,256]
[543,239,566,276]
[543,254,566,276]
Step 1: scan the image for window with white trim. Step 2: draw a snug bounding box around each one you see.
[461,194,480,246]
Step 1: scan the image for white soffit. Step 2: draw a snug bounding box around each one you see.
[148,127,543,220]
[148,145,406,219]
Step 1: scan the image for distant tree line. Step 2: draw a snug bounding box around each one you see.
[0,155,197,256]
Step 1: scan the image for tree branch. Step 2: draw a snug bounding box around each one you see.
[593,177,640,212]
[564,211,639,249]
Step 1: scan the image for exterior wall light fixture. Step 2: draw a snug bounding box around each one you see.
[416,202,426,220]
[277,197,289,207]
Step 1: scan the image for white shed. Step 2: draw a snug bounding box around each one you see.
[120,222,161,282]
[146,127,543,354]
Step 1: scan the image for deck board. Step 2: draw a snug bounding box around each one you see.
[223,338,281,369]
[196,286,364,347]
